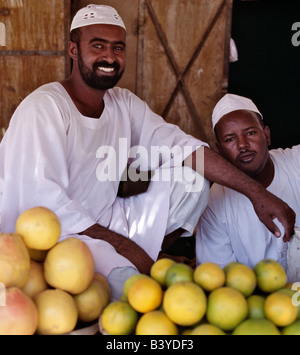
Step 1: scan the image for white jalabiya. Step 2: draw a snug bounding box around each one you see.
[0,83,208,281]
[196,146,300,271]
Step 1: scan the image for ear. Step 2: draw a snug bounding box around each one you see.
[264,125,271,146]
[68,41,78,61]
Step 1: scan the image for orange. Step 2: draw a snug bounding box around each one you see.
[190,324,226,335]
[264,291,298,327]
[254,259,287,293]
[35,289,78,335]
[194,262,225,292]
[150,258,175,287]
[163,281,207,327]
[206,287,248,331]
[247,295,265,319]
[282,320,300,335]
[0,233,31,288]
[44,237,95,294]
[223,262,241,273]
[122,273,149,301]
[232,318,280,335]
[278,287,300,319]
[101,301,138,335]
[225,263,257,297]
[22,260,48,299]
[136,311,178,335]
[128,277,163,313]
[165,263,194,287]
[16,206,61,250]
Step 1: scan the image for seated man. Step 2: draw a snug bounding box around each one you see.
[196,94,300,270]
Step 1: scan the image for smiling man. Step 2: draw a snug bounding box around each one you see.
[0,5,295,299]
[196,94,300,270]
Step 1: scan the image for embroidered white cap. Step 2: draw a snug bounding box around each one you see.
[70,4,126,32]
[212,94,263,129]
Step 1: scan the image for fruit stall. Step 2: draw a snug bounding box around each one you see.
[0,207,299,336]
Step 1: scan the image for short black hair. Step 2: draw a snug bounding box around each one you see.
[70,28,82,45]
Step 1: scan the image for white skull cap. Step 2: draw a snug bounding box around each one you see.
[70,4,126,32]
[212,94,263,129]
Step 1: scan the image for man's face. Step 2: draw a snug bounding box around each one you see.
[76,24,126,91]
[215,110,271,178]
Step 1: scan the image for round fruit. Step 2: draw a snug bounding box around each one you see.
[206,287,248,331]
[264,291,298,327]
[247,295,265,319]
[0,233,30,288]
[101,301,138,335]
[15,206,61,250]
[165,263,194,287]
[0,287,38,335]
[282,320,300,335]
[223,262,241,273]
[225,263,257,297]
[35,289,78,335]
[191,324,226,335]
[122,273,149,301]
[254,259,287,293]
[22,260,48,299]
[73,281,108,323]
[232,318,280,335]
[150,258,175,287]
[136,311,178,335]
[44,237,95,294]
[128,277,163,313]
[93,272,111,302]
[278,288,300,319]
[194,262,225,292]
[163,281,207,327]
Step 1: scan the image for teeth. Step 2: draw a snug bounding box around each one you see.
[98,67,114,73]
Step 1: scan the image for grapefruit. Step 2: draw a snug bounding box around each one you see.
[128,277,163,313]
[191,324,226,335]
[35,289,78,335]
[22,260,48,299]
[163,281,207,327]
[247,295,265,319]
[150,258,175,287]
[0,233,30,288]
[15,206,61,250]
[165,263,193,287]
[122,273,149,301]
[0,287,38,335]
[101,301,138,335]
[94,272,111,302]
[44,237,95,294]
[254,259,287,293]
[136,311,178,335]
[225,263,257,297]
[232,318,280,335]
[206,287,248,331]
[282,320,300,335]
[194,262,225,292]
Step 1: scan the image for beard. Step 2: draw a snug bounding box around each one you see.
[77,48,124,91]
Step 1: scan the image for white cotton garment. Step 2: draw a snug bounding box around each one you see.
[196,145,300,271]
[0,82,207,264]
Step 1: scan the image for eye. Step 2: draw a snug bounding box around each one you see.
[247,130,256,136]
[224,137,235,143]
[113,45,125,53]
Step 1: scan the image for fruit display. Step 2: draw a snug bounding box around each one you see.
[100,258,300,335]
[0,206,111,335]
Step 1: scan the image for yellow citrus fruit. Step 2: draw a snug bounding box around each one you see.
[282,320,300,335]
[225,263,257,297]
[247,295,265,319]
[123,273,149,301]
[101,301,138,335]
[44,237,95,294]
[223,262,241,273]
[165,263,194,287]
[191,324,226,335]
[22,260,48,299]
[194,262,225,292]
[0,233,30,288]
[278,288,300,319]
[15,207,61,250]
[264,291,298,327]
[150,258,175,287]
[94,273,111,301]
[35,289,78,335]
[128,277,163,313]
[254,259,287,293]
[163,281,207,327]
[136,310,178,335]
[73,281,108,323]
[232,318,280,335]
[206,287,248,331]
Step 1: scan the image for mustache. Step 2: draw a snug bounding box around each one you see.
[93,61,120,72]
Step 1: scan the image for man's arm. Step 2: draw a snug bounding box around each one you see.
[184,146,296,242]
[79,224,154,274]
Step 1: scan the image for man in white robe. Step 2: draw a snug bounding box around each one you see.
[196,94,300,271]
[0,6,295,299]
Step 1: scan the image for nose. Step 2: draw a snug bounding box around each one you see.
[101,46,116,64]
[237,136,250,151]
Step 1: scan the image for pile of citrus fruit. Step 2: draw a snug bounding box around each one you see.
[0,206,111,335]
[100,258,300,335]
